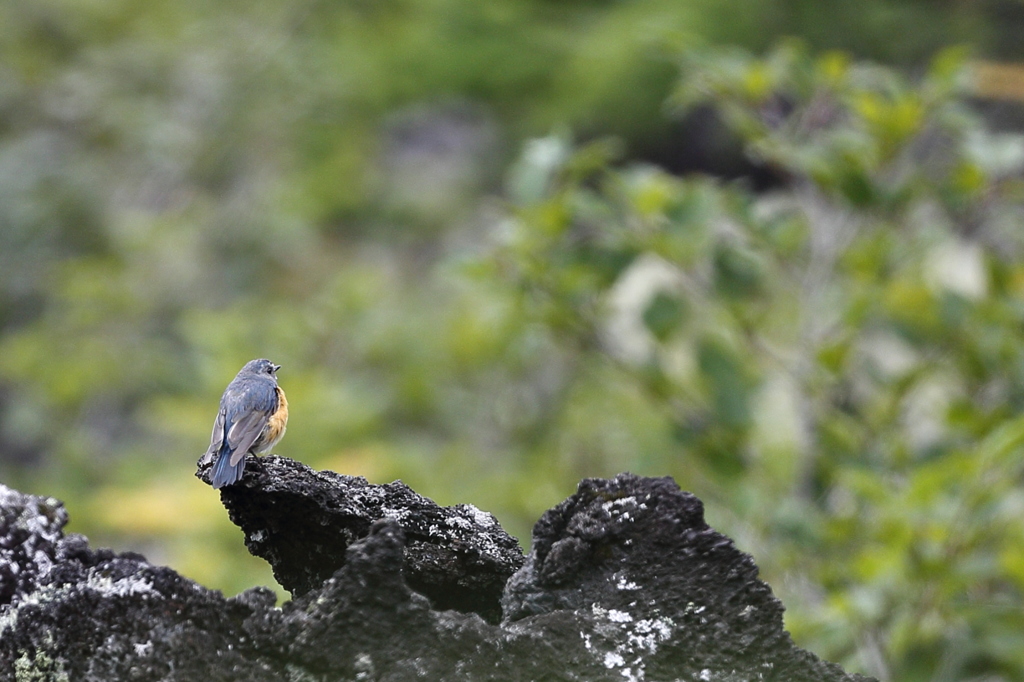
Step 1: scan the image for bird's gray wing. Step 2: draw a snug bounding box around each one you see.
[200,408,227,465]
[224,406,274,467]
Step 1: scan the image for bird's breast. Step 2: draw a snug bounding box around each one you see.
[258,386,288,452]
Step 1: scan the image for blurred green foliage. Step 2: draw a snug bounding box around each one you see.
[3,1,1024,680]
[489,44,1024,681]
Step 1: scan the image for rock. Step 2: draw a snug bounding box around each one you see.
[0,486,67,608]
[503,473,864,681]
[196,454,523,623]
[0,464,876,681]
[0,483,285,681]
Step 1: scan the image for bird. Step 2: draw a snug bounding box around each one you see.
[200,358,288,489]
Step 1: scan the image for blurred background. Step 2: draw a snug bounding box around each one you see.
[4,1,1024,680]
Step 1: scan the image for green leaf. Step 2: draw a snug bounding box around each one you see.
[642,291,687,341]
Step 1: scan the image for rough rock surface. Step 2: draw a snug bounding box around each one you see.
[503,474,860,681]
[196,454,523,623]
[0,462,876,682]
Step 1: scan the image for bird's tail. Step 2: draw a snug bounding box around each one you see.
[210,446,246,489]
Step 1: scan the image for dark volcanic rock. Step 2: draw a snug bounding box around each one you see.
[0,465,876,682]
[0,486,66,607]
[0,484,285,682]
[196,453,523,623]
[503,474,861,681]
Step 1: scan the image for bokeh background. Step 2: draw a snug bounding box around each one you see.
[4,1,1024,680]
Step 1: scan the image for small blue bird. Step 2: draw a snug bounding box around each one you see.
[201,359,288,489]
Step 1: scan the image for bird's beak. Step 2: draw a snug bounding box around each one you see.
[272,364,281,373]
